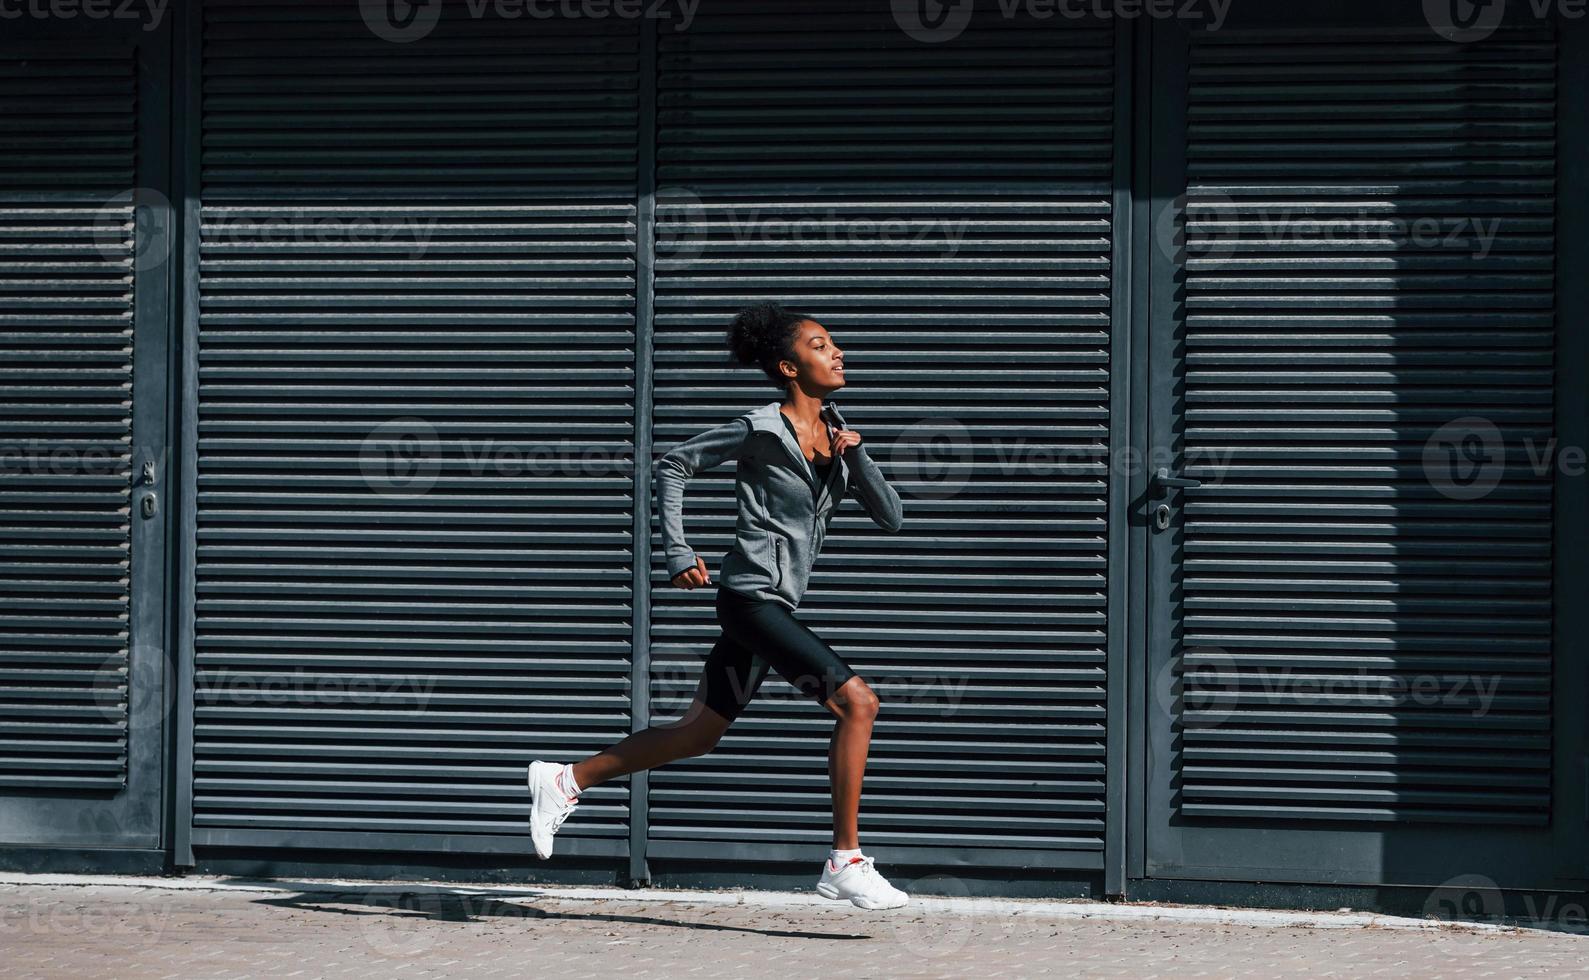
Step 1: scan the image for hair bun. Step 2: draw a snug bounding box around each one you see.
[725,301,809,388]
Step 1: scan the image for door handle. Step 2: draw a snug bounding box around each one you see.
[1151,467,1202,497]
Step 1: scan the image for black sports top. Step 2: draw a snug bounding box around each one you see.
[781,412,834,501]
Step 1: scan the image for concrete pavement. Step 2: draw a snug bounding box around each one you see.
[0,874,1584,978]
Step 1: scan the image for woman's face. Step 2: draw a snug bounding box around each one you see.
[780,319,845,393]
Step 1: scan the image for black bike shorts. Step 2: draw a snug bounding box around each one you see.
[700,585,859,722]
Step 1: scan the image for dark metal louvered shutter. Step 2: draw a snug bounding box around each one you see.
[1145,15,1567,885]
[0,20,170,847]
[647,4,1118,869]
[1,44,137,792]
[185,0,641,855]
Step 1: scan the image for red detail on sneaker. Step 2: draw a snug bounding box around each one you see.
[847,856,864,865]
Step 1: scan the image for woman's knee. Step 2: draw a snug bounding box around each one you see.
[832,677,879,721]
[675,701,732,755]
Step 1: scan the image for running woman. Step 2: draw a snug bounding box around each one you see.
[527,300,909,910]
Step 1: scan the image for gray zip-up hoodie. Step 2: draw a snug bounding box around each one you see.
[655,399,904,611]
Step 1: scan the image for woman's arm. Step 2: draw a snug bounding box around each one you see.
[843,439,904,533]
[654,415,754,579]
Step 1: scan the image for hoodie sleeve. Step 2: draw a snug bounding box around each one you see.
[844,442,904,533]
[654,415,754,579]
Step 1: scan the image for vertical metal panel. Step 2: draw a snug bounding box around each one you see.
[0,43,137,791]
[1178,25,1557,826]
[647,2,1116,864]
[628,14,660,886]
[186,0,639,854]
[1103,17,1135,898]
[1556,12,1589,881]
[1144,12,1570,889]
[0,13,171,850]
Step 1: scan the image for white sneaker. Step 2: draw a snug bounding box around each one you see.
[816,853,909,910]
[527,760,580,860]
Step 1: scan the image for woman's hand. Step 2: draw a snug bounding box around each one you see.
[830,425,862,455]
[670,554,711,589]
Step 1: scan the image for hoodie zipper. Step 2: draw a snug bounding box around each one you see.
[774,404,845,594]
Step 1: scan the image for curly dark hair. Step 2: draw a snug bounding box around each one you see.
[725,300,812,389]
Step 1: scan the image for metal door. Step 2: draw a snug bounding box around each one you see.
[0,12,172,848]
[1139,3,1583,890]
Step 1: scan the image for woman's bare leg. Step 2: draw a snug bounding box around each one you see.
[569,674,733,789]
[824,675,881,850]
